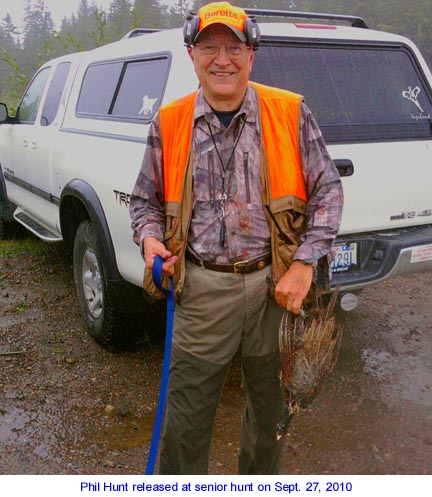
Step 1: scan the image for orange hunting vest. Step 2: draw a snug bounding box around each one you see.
[143,82,308,300]
[159,81,307,204]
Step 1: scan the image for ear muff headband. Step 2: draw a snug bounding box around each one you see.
[183,12,261,50]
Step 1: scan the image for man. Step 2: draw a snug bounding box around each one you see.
[130,1,343,474]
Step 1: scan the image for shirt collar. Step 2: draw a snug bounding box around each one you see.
[193,84,258,127]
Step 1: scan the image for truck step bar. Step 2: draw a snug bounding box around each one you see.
[244,9,369,29]
[14,210,62,242]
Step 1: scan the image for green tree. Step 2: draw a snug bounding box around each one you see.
[0,13,18,46]
[107,0,135,40]
[74,0,98,49]
[0,49,29,112]
[56,14,84,53]
[21,0,55,73]
[132,0,168,29]
[90,6,111,46]
[167,1,194,27]
[0,14,19,102]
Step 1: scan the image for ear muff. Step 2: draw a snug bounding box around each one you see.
[183,12,261,49]
[244,16,261,50]
[183,12,200,47]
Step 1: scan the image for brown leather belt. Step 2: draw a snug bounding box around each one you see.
[186,251,271,276]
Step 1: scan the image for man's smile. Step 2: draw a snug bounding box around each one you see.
[210,71,235,77]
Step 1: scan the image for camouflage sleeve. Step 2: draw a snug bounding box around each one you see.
[293,103,344,264]
[129,114,165,247]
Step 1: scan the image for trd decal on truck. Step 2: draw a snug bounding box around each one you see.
[113,190,131,207]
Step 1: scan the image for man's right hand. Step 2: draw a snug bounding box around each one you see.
[143,237,178,276]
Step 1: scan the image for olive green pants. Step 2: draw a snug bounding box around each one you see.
[158,261,285,474]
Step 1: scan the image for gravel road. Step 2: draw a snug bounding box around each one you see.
[1,231,431,475]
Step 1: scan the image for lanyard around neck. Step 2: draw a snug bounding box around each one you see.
[206,116,248,246]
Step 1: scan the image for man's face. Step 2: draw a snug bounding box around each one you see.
[188,24,254,110]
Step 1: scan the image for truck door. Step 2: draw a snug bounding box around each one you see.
[27,61,72,229]
[4,67,51,212]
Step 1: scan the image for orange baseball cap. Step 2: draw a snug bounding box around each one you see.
[195,2,248,42]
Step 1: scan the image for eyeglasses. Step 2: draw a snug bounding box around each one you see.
[194,41,250,59]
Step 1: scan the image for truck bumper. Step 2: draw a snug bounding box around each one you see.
[331,224,432,291]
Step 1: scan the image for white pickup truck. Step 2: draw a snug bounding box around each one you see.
[1,9,432,350]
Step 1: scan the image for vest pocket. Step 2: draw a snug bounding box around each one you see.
[142,215,178,300]
[269,208,305,286]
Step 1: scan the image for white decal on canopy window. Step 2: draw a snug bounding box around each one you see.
[402,86,424,113]
[139,95,158,116]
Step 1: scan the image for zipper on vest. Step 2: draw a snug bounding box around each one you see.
[244,152,250,203]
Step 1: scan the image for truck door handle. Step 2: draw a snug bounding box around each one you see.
[334,159,354,177]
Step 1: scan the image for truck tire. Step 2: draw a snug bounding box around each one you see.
[73,219,129,350]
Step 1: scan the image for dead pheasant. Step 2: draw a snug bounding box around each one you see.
[277,287,343,440]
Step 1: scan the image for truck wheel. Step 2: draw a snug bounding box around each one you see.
[73,219,165,350]
[73,219,121,350]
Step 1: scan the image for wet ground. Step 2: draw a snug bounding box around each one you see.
[1,233,431,475]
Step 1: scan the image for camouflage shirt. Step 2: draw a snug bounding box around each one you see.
[130,84,343,265]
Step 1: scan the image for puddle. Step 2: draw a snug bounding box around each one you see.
[1,400,155,465]
[0,407,33,445]
[1,406,58,460]
[361,344,432,408]
[94,413,154,451]
[362,348,395,379]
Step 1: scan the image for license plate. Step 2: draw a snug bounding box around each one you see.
[331,242,358,273]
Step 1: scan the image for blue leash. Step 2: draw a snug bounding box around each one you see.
[145,255,175,475]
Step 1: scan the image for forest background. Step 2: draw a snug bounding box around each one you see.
[1,0,431,111]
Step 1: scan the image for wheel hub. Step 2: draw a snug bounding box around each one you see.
[81,247,103,319]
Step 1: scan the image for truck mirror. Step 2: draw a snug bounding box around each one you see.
[0,103,9,123]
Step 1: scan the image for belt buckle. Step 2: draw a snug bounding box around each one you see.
[233,260,249,276]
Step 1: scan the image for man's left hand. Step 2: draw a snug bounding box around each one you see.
[274,260,314,315]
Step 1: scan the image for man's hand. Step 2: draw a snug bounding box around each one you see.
[143,237,178,276]
[274,260,314,315]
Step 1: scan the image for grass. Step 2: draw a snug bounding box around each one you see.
[0,236,53,258]
[10,303,29,313]
[0,231,66,261]
[0,231,70,286]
